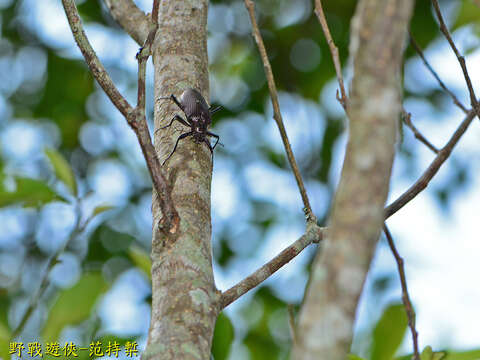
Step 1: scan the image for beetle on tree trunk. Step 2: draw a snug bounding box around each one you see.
[158,88,222,165]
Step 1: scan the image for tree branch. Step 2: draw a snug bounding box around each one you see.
[431,0,480,116]
[103,0,150,45]
[62,0,132,118]
[314,0,347,109]
[385,107,476,218]
[402,110,439,154]
[293,0,414,358]
[383,224,420,360]
[408,32,468,114]
[220,224,325,309]
[61,0,179,233]
[244,0,315,221]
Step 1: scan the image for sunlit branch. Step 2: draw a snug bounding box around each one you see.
[220,224,325,309]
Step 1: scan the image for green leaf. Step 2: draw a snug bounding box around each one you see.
[371,303,408,360]
[45,148,77,196]
[212,312,235,360]
[0,320,10,360]
[453,0,480,30]
[92,204,114,217]
[42,272,108,342]
[128,246,151,279]
[0,176,59,207]
[348,355,368,360]
[443,348,480,360]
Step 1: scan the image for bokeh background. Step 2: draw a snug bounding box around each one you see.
[1,0,480,359]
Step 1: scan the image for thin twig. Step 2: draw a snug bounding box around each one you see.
[402,110,439,154]
[62,0,132,118]
[287,305,298,346]
[385,5,480,218]
[314,0,347,109]
[385,107,476,218]
[408,31,468,114]
[431,0,480,115]
[383,224,420,360]
[11,201,85,339]
[220,224,325,309]
[61,0,179,233]
[244,0,315,222]
[151,0,160,23]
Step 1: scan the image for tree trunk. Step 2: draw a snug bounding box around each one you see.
[144,1,218,359]
[293,0,414,359]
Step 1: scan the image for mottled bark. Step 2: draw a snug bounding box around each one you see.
[103,0,150,45]
[293,1,414,359]
[142,1,218,360]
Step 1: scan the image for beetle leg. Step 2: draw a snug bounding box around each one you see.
[206,131,223,149]
[157,94,184,112]
[160,115,190,130]
[168,94,184,112]
[162,131,194,166]
[202,138,214,158]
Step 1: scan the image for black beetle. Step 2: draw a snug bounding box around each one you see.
[158,88,222,165]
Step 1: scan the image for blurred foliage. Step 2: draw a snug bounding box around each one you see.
[42,272,107,342]
[370,304,408,360]
[212,312,235,360]
[45,148,78,196]
[0,0,479,359]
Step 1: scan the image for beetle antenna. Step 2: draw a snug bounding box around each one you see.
[209,106,222,115]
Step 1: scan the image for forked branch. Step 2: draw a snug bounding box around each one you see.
[385,99,477,218]
[431,0,480,117]
[61,0,179,233]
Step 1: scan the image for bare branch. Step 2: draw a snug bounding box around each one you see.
[431,0,480,115]
[408,30,468,114]
[103,0,150,45]
[61,0,179,233]
[220,224,325,309]
[383,224,420,360]
[293,0,414,357]
[386,5,480,219]
[402,110,439,154]
[288,305,298,346]
[62,0,132,118]
[408,32,468,114]
[314,0,347,109]
[244,0,315,221]
[385,107,476,218]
